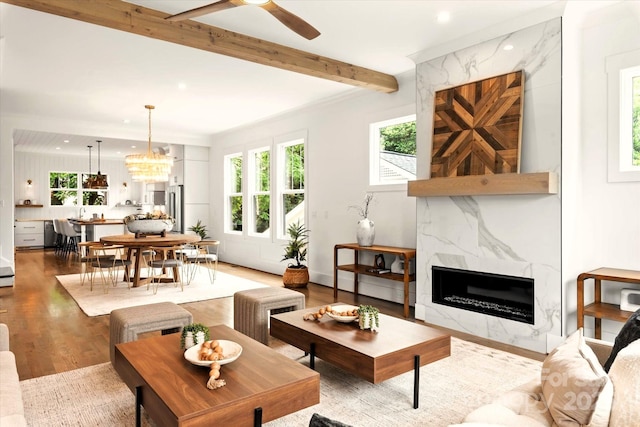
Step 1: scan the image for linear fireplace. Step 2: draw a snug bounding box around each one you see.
[432,266,534,324]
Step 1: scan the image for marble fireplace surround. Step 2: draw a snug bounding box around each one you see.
[413,18,562,353]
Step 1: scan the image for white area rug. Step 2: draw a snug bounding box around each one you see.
[56,268,268,316]
[20,337,542,427]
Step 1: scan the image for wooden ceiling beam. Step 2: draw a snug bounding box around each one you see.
[2,0,399,93]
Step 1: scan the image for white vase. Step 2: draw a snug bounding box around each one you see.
[195,331,205,345]
[356,219,375,247]
[359,314,378,331]
[184,331,195,349]
[390,256,403,274]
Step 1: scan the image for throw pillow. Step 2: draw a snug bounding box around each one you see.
[603,308,640,372]
[308,413,353,427]
[607,338,640,427]
[541,329,610,427]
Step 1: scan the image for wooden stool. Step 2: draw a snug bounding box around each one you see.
[233,287,305,344]
[109,302,193,365]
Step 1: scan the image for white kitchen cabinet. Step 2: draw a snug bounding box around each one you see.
[15,221,44,247]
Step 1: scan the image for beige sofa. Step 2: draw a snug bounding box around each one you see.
[451,329,640,427]
[0,323,26,426]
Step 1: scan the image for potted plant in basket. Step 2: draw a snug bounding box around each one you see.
[281,221,309,288]
[358,304,379,331]
[180,323,210,349]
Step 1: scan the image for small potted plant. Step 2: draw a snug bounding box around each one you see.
[188,220,209,240]
[281,221,309,288]
[180,323,210,349]
[358,304,379,331]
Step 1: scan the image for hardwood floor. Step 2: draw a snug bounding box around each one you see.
[0,249,545,380]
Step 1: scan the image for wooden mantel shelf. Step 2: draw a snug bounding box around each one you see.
[407,172,558,197]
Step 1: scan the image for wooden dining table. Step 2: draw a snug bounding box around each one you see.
[100,233,200,288]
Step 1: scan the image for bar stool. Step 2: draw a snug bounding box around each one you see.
[60,219,81,259]
[53,219,65,257]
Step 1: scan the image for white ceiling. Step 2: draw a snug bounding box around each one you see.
[1,0,571,159]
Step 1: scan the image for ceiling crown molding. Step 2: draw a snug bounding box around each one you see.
[1,0,398,93]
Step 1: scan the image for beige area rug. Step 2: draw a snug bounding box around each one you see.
[56,268,268,317]
[20,337,542,427]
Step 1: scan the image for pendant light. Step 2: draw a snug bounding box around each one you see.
[93,140,108,189]
[125,105,173,182]
[83,145,95,189]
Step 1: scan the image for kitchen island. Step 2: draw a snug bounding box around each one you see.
[68,218,126,242]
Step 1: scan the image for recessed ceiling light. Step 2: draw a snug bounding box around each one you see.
[131,145,137,149]
[178,82,187,90]
[63,140,69,143]
[123,119,130,124]
[56,147,61,150]
[503,44,514,51]
[437,11,450,23]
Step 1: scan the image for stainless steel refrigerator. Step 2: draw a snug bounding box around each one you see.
[166,185,184,233]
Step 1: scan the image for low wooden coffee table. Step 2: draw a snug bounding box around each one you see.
[270,304,451,409]
[114,324,319,427]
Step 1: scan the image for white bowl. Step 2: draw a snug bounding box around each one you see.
[126,219,174,234]
[184,340,243,367]
[326,304,359,323]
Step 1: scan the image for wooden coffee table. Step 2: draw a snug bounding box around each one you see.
[114,324,319,427]
[270,304,451,409]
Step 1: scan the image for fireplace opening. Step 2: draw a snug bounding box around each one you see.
[432,266,534,324]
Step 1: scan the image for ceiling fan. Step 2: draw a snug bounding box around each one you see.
[165,0,321,40]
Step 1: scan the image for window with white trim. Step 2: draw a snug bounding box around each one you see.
[248,147,270,237]
[277,138,305,240]
[369,114,416,186]
[606,49,640,182]
[225,153,243,232]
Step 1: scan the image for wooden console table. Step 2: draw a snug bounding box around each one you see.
[334,243,416,318]
[577,267,640,339]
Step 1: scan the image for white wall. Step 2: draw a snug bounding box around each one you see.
[565,1,640,341]
[210,71,417,303]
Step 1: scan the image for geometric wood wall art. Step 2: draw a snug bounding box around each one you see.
[431,70,525,178]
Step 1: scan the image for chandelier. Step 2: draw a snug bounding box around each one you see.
[125,105,173,182]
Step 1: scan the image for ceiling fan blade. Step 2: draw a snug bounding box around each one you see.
[165,0,237,22]
[261,1,321,40]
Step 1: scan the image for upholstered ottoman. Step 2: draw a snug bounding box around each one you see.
[109,302,193,364]
[234,287,305,344]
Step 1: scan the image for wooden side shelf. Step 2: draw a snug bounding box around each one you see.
[407,172,558,197]
[577,267,640,339]
[334,243,416,318]
[336,264,416,283]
